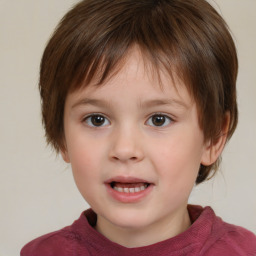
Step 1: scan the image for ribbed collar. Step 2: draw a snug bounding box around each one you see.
[70,205,218,256]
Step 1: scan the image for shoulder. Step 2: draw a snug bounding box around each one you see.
[20,230,72,256]
[20,229,90,256]
[211,223,256,255]
[20,212,91,256]
[201,207,256,256]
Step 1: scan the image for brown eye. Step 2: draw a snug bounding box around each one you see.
[85,114,110,127]
[152,115,165,126]
[147,114,172,127]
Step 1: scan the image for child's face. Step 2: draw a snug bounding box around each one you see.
[61,49,211,242]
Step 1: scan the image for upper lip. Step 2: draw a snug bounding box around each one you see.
[104,176,152,184]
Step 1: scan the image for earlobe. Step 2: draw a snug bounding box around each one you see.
[201,112,230,166]
[59,137,70,163]
[60,148,70,163]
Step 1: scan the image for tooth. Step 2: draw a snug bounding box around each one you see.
[113,184,149,193]
[124,188,129,193]
[135,187,140,192]
[116,187,123,192]
[129,188,135,193]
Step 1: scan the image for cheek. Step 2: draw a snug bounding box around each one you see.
[152,134,203,189]
[67,129,100,164]
[67,137,103,184]
[69,145,102,205]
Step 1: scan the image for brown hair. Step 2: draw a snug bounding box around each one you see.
[39,0,238,184]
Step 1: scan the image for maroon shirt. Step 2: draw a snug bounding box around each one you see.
[21,205,256,256]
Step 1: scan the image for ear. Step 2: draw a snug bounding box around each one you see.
[201,112,230,166]
[60,144,70,163]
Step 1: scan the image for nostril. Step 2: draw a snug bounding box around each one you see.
[110,156,138,161]
[109,147,144,162]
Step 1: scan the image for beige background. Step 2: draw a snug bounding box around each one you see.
[0,0,255,255]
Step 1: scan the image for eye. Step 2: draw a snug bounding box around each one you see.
[146,114,172,127]
[84,114,110,127]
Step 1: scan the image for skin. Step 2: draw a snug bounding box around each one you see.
[61,49,227,248]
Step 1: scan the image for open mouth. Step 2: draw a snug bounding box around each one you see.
[110,182,150,193]
[105,177,153,203]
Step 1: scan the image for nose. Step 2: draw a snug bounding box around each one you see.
[109,126,144,163]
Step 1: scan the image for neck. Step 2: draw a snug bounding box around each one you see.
[95,206,191,248]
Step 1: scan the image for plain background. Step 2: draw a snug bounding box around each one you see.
[0,0,255,255]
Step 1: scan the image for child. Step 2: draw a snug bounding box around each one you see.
[21,0,256,255]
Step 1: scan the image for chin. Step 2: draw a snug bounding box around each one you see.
[104,208,155,230]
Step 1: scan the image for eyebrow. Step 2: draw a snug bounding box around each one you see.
[71,98,189,109]
[71,98,112,109]
[139,99,189,109]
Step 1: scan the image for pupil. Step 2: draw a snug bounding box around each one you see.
[92,116,104,126]
[153,115,165,126]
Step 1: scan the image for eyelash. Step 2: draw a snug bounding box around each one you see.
[83,113,110,127]
[146,113,173,127]
[83,113,174,128]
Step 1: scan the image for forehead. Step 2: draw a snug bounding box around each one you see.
[67,48,194,107]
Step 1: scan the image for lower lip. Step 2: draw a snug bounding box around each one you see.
[105,184,153,203]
